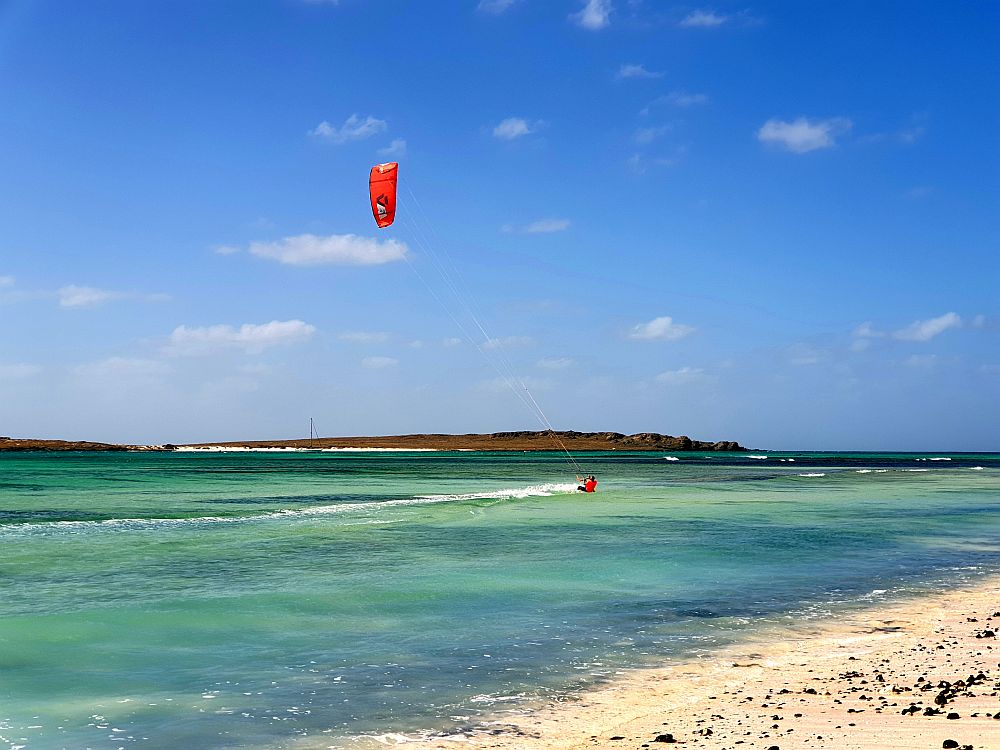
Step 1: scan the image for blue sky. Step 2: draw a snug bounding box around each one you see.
[1,0,997,449]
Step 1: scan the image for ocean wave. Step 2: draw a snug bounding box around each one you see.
[0,483,577,538]
[797,473,826,478]
[663,456,680,461]
[916,457,952,461]
[747,455,768,460]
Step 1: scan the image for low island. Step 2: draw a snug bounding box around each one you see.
[0,431,746,452]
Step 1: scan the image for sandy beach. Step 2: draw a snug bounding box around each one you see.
[401,579,1000,750]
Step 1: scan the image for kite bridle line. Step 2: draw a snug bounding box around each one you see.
[396,180,585,477]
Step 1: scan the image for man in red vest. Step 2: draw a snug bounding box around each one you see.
[576,475,598,493]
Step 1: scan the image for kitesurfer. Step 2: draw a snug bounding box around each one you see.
[576,475,598,493]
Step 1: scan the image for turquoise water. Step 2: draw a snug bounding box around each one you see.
[1,450,999,749]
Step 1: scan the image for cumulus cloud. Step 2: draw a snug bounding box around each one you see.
[477,0,519,12]
[617,63,663,80]
[310,114,387,143]
[377,138,407,157]
[571,0,612,29]
[893,312,961,342]
[655,366,705,384]
[757,117,852,153]
[167,320,316,356]
[0,363,41,379]
[504,218,571,234]
[628,316,695,341]
[492,117,542,140]
[537,357,574,370]
[483,335,534,350]
[362,356,398,369]
[679,10,729,27]
[339,331,389,343]
[249,233,407,266]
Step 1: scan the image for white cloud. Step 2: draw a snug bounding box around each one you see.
[679,10,728,27]
[627,152,680,173]
[0,363,41,379]
[249,233,407,266]
[635,125,670,144]
[853,321,884,339]
[655,366,705,384]
[58,285,124,308]
[339,331,389,343]
[378,138,407,157]
[628,316,695,341]
[213,244,241,255]
[893,312,961,342]
[362,356,398,369]
[408,340,424,349]
[665,91,709,107]
[443,337,463,347]
[492,117,540,140]
[571,0,612,29]
[167,320,316,356]
[57,285,169,308]
[483,335,534,350]
[477,0,519,12]
[0,275,13,287]
[617,63,663,80]
[309,114,387,143]
[505,218,571,234]
[537,357,574,370]
[757,117,852,153]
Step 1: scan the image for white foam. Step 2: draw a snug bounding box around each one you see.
[916,456,952,461]
[856,469,873,473]
[663,456,680,461]
[797,473,826,478]
[971,466,984,471]
[0,483,577,538]
[747,455,768,460]
[905,468,929,472]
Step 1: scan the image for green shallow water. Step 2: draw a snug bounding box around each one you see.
[1,450,998,748]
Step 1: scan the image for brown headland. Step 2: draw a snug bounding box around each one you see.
[0,431,747,452]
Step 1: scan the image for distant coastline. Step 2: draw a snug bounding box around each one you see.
[0,431,746,453]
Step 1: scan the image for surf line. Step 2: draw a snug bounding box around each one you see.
[379,171,585,478]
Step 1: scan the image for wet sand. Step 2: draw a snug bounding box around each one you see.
[403,579,1000,750]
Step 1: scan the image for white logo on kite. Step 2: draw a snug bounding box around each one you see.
[376,195,389,218]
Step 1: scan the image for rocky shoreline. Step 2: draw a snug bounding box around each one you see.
[0,431,747,453]
[399,580,1000,750]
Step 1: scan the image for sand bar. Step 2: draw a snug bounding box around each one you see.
[396,578,1000,750]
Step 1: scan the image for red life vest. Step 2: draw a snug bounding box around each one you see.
[584,478,597,493]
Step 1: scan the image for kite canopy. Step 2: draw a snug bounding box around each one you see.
[369,162,398,228]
